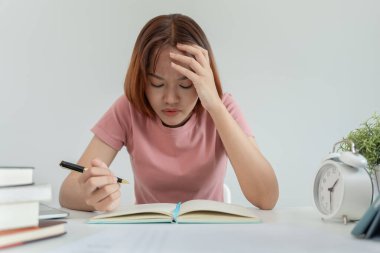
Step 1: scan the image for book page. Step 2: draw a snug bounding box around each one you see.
[91,213,171,223]
[91,203,176,220]
[179,200,258,218]
[177,211,260,223]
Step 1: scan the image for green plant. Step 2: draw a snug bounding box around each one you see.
[339,113,380,174]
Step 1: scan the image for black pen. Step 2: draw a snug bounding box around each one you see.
[59,160,129,184]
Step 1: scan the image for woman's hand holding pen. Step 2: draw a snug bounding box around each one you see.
[78,158,121,211]
[170,43,222,113]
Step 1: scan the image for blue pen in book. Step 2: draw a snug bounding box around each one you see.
[172,202,181,223]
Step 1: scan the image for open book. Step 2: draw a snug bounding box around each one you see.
[88,199,260,224]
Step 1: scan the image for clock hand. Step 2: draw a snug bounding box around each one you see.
[329,190,332,214]
[328,179,339,192]
[327,179,339,214]
[332,178,339,189]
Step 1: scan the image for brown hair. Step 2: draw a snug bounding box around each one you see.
[124,14,223,118]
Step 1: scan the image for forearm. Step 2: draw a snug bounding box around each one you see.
[59,136,119,211]
[208,103,279,209]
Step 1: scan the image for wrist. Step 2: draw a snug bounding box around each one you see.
[206,100,226,118]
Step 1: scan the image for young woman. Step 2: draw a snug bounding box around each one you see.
[59,14,279,211]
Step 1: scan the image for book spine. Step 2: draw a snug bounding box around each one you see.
[0,184,52,204]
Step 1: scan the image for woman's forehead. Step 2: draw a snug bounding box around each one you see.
[149,45,189,74]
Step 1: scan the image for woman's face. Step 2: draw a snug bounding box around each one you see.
[145,46,198,127]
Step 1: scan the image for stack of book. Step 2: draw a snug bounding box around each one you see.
[0,166,66,249]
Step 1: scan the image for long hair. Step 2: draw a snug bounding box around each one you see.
[124,14,223,117]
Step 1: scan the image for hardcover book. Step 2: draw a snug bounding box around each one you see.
[352,194,380,239]
[0,220,66,249]
[0,166,33,187]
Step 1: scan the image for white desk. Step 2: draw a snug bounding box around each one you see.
[3,207,379,253]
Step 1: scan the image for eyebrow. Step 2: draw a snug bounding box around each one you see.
[148,73,188,81]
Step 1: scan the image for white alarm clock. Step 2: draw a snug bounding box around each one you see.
[313,139,373,224]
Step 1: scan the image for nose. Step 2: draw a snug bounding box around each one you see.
[163,86,179,105]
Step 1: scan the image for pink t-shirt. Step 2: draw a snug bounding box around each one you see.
[92,93,252,204]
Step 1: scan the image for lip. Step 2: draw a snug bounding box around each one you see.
[162,108,180,116]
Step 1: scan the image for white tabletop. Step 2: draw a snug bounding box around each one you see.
[3,206,379,253]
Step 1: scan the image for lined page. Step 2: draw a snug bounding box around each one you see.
[179,200,258,218]
[91,203,176,219]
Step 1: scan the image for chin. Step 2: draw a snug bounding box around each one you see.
[161,117,187,127]
[163,120,183,127]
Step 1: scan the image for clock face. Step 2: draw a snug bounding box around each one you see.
[314,163,344,216]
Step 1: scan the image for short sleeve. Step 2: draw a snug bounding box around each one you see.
[222,93,253,137]
[91,95,132,151]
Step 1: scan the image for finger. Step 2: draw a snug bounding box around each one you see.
[84,175,117,194]
[176,43,208,67]
[91,158,115,177]
[87,183,120,206]
[94,190,121,211]
[92,183,120,203]
[80,166,112,184]
[169,52,205,75]
[193,44,210,63]
[91,158,108,169]
[171,62,199,84]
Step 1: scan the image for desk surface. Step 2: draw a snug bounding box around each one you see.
[3,206,379,253]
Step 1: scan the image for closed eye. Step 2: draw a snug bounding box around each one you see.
[150,83,164,88]
[179,83,193,89]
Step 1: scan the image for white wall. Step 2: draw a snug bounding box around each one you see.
[1,0,379,208]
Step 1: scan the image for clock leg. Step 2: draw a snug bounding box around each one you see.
[343,215,348,225]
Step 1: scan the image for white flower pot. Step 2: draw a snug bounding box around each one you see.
[371,165,380,200]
